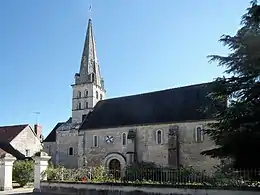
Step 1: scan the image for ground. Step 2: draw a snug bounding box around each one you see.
[0,188,33,195]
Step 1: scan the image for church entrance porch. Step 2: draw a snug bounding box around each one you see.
[103,152,126,179]
[109,159,121,179]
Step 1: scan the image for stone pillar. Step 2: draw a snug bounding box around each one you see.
[0,154,16,191]
[32,152,51,192]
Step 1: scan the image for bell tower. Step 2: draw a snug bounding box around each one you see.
[71,18,105,124]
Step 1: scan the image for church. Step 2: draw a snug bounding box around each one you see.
[43,17,220,173]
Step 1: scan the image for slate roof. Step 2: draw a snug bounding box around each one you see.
[80,82,216,130]
[43,122,64,142]
[0,124,28,142]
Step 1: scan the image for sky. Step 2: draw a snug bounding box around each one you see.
[0,0,250,136]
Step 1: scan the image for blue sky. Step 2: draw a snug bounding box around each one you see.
[0,0,250,136]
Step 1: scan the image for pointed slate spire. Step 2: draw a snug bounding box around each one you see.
[76,18,103,88]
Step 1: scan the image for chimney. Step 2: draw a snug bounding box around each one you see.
[34,124,42,140]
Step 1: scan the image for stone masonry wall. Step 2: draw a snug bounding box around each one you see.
[79,120,219,173]
[39,182,260,195]
[10,125,42,157]
[56,130,78,168]
[42,142,57,166]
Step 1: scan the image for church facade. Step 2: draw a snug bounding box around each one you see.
[43,18,220,173]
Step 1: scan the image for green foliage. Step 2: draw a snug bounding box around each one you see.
[41,164,260,188]
[201,1,260,170]
[13,160,34,187]
[123,162,208,183]
[44,165,90,182]
[90,165,111,182]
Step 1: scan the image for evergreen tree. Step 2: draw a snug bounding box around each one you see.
[201,1,260,169]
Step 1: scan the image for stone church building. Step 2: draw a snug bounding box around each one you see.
[43,18,220,173]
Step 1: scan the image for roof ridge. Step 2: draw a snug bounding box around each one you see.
[101,82,212,102]
[80,81,216,131]
[0,124,29,128]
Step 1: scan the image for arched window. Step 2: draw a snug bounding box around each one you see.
[85,101,88,108]
[77,91,81,98]
[156,130,162,144]
[69,147,73,155]
[96,91,99,99]
[78,102,81,109]
[100,94,103,100]
[195,126,204,142]
[84,90,88,97]
[93,135,98,147]
[122,133,127,146]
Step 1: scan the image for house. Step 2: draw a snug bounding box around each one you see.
[0,124,43,159]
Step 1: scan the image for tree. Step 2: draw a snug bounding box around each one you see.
[13,160,34,187]
[201,1,260,169]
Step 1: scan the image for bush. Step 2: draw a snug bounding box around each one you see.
[44,165,92,182]
[124,161,174,182]
[13,160,34,187]
[91,165,110,182]
[124,162,209,183]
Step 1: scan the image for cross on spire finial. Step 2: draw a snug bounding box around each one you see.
[89,5,92,20]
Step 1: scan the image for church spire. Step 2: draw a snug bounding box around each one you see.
[75,14,104,89]
[71,7,106,124]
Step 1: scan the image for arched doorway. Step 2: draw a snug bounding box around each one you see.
[109,159,121,179]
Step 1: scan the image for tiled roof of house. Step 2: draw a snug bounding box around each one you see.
[80,82,218,130]
[0,124,28,142]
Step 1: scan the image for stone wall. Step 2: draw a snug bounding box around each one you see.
[56,130,78,168]
[10,125,42,157]
[42,142,57,165]
[39,182,260,195]
[72,83,105,124]
[79,120,219,173]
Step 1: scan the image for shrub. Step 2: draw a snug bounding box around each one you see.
[91,165,110,182]
[124,162,209,183]
[13,160,34,187]
[43,165,91,182]
[44,166,64,181]
[124,161,168,182]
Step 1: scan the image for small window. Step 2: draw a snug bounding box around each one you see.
[156,130,162,144]
[25,149,30,157]
[91,74,95,82]
[84,90,88,97]
[93,135,98,147]
[96,91,98,99]
[195,126,204,142]
[77,91,81,98]
[85,101,88,108]
[77,102,81,109]
[69,147,73,155]
[89,73,95,82]
[100,94,103,100]
[122,133,127,146]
